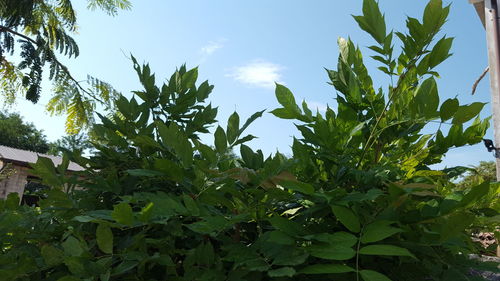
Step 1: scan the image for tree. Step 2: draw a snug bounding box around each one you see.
[0,111,50,153]
[458,161,497,189]
[0,0,131,134]
[48,133,93,156]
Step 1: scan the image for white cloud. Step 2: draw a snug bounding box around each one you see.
[228,60,285,89]
[200,40,224,55]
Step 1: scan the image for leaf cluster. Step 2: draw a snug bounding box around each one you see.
[0,0,129,133]
[0,1,498,281]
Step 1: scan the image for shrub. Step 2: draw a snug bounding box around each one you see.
[0,0,498,280]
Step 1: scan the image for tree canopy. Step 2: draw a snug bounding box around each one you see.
[0,111,50,153]
[0,0,130,134]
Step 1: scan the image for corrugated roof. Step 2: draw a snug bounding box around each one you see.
[0,145,84,171]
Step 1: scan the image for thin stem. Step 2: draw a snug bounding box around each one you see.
[356,225,365,281]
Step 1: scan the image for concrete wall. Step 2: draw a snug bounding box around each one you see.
[0,163,29,199]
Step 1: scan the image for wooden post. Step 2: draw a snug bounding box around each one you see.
[485,0,500,258]
[470,0,500,257]
[484,0,500,181]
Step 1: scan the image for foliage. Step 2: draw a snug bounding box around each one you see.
[48,133,94,156]
[0,0,130,133]
[0,1,499,281]
[0,111,50,153]
[458,161,497,189]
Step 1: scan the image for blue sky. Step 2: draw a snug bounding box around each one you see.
[6,0,496,168]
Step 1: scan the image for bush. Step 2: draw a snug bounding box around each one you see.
[0,0,498,280]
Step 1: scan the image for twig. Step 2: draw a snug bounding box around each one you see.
[471,66,489,95]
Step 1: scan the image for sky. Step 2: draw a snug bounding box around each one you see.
[4,0,496,168]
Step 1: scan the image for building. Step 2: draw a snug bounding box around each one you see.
[0,145,84,201]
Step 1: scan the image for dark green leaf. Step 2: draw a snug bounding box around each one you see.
[62,236,83,257]
[41,245,64,266]
[299,264,355,274]
[279,180,314,195]
[268,267,296,277]
[96,224,113,254]
[360,270,393,281]
[125,169,165,177]
[359,244,416,258]
[361,221,403,244]
[461,181,490,207]
[440,98,459,121]
[227,112,240,144]
[214,126,227,153]
[307,232,358,248]
[182,194,200,216]
[331,205,360,233]
[307,244,356,260]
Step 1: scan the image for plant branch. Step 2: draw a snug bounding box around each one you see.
[471,66,489,95]
[0,25,98,102]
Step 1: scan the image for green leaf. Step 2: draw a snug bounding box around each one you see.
[353,0,386,44]
[57,276,81,281]
[360,221,403,244]
[331,205,360,233]
[460,181,490,208]
[270,108,298,119]
[440,98,459,121]
[239,109,265,136]
[428,37,453,68]
[232,134,257,146]
[214,126,227,153]
[268,267,296,277]
[423,0,449,34]
[452,102,486,124]
[182,194,200,216]
[125,169,165,177]
[279,180,314,195]
[111,203,134,226]
[268,231,295,245]
[154,158,184,182]
[30,156,62,188]
[41,245,64,266]
[157,122,193,166]
[113,260,139,276]
[181,67,198,90]
[359,244,416,258]
[62,236,84,257]
[307,244,356,260]
[96,224,113,254]
[275,83,299,110]
[360,270,393,281]
[299,264,355,274]
[240,144,256,167]
[227,112,240,144]
[414,77,439,118]
[308,232,358,248]
[269,216,305,236]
